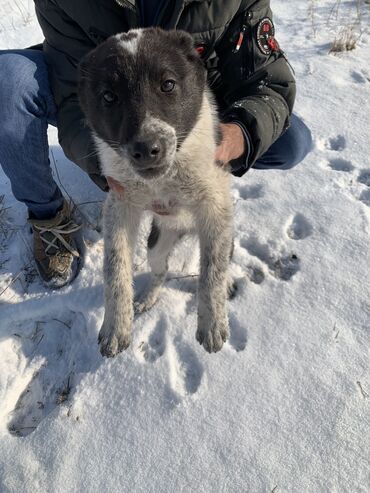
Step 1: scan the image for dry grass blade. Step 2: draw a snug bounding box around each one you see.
[56,374,73,405]
[308,0,317,37]
[13,0,33,26]
[327,0,367,54]
[356,381,369,399]
[168,273,198,281]
[0,194,10,241]
[0,197,28,247]
[0,268,28,298]
[50,149,77,213]
[0,226,35,299]
[50,149,104,232]
[328,0,343,22]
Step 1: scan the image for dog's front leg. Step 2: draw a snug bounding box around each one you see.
[196,203,233,353]
[98,194,141,357]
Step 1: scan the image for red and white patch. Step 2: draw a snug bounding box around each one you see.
[256,18,279,55]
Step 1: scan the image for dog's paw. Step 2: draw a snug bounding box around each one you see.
[196,318,229,353]
[98,322,131,358]
[134,291,160,315]
[134,299,155,315]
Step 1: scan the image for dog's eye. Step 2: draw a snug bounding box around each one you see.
[102,91,117,105]
[161,80,176,93]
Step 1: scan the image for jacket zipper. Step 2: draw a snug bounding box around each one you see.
[154,0,170,26]
[155,0,185,28]
[115,0,185,29]
[233,11,253,52]
[233,11,254,78]
[114,0,134,9]
[114,0,140,28]
[233,24,246,53]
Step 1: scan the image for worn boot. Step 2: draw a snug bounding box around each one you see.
[28,201,81,288]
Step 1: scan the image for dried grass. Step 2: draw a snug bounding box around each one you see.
[328,0,365,53]
[308,0,367,53]
[0,194,10,244]
[329,25,361,53]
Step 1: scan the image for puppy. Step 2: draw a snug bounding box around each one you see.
[78,28,234,357]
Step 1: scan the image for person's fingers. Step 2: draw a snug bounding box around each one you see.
[215,123,245,163]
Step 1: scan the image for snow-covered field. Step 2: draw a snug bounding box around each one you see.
[0,1,369,491]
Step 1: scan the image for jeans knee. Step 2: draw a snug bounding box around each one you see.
[289,115,313,165]
[0,52,38,100]
[274,116,313,169]
[0,50,53,120]
[253,115,313,170]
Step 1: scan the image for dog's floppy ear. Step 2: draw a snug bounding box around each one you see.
[171,30,195,50]
[77,49,98,111]
[78,49,96,84]
[167,29,200,61]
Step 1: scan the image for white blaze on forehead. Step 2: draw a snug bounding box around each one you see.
[115,29,143,56]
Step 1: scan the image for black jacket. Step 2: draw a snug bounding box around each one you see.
[34,0,296,181]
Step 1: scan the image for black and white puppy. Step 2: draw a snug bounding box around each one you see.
[78,28,233,357]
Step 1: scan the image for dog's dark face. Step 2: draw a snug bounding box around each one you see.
[78,28,207,180]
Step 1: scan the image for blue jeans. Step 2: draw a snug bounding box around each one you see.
[0,49,312,219]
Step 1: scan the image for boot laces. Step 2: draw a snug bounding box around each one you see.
[34,220,82,257]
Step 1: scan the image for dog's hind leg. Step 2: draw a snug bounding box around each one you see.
[98,195,141,357]
[134,219,182,314]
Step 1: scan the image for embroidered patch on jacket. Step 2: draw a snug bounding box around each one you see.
[256,18,279,55]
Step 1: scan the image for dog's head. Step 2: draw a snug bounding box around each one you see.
[78,28,207,180]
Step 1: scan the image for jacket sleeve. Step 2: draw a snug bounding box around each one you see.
[214,0,296,175]
[34,1,102,178]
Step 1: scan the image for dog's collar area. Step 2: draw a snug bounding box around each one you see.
[149,199,178,216]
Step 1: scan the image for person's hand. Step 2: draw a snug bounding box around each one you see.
[215,123,246,165]
[106,176,125,197]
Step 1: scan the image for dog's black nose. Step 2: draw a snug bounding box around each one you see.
[128,140,162,164]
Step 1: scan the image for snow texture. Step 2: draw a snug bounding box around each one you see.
[0,1,369,492]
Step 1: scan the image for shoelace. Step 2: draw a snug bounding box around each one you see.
[34,220,82,257]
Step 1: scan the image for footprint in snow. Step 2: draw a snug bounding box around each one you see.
[328,158,354,173]
[325,159,370,215]
[359,189,370,208]
[7,312,97,437]
[135,314,204,398]
[357,170,370,187]
[137,315,166,363]
[228,313,248,352]
[357,171,370,208]
[240,236,300,282]
[171,339,204,395]
[238,183,264,201]
[286,213,313,241]
[351,70,370,84]
[246,265,265,285]
[271,254,300,281]
[325,135,346,152]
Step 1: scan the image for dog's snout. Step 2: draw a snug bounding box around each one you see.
[128,140,162,165]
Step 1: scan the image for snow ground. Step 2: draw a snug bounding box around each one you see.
[0,1,369,492]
